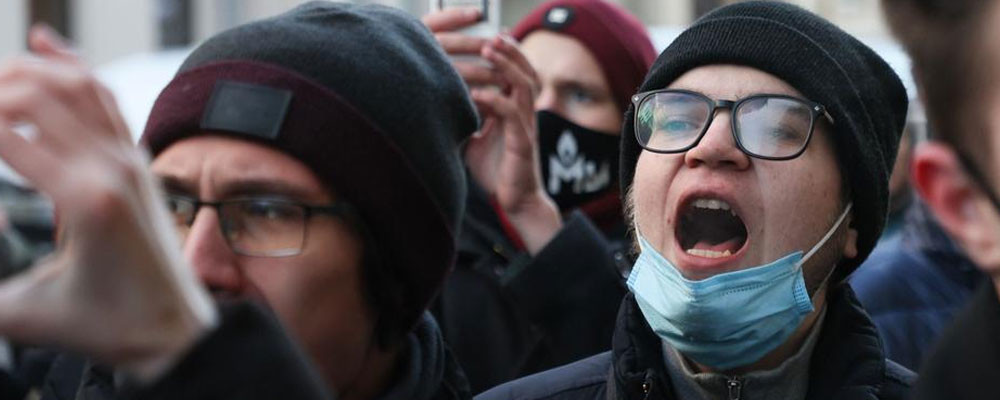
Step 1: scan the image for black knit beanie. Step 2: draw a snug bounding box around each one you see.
[141,2,478,334]
[619,1,908,275]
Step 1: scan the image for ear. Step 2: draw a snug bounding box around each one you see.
[913,142,1000,273]
[841,221,858,261]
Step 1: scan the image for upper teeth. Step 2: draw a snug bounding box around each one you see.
[686,248,733,258]
[694,199,732,211]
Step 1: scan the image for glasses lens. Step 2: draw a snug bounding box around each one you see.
[735,97,814,158]
[165,195,194,241]
[222,199,306,257]
[636,92,711,152]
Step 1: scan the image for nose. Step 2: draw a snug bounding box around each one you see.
[183,207,246,295]
[683,112,751,170]
[534,85,561,114]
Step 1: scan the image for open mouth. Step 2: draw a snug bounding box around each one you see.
[677,198,748,259]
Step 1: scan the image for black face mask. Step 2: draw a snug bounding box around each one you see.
[536,110,620,212]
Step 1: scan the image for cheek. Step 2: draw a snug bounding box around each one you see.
[568,102,624,134]
[755,159,843,255]
[632,153,679,246]
[243,222,371,349]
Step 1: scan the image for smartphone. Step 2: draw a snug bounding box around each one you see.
[430,0,500,38]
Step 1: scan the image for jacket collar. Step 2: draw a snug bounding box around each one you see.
[609,284,889,400]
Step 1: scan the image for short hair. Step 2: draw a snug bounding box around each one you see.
[882,0,997,172]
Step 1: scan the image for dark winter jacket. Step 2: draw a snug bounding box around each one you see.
[3,303,471,400]
[850,201,987,370]
[913,283,1000,400]
[477,284,914,400]
[432,177,627,393]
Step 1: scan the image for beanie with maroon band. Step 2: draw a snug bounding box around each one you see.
[512,0,656,113]
[141,1,478,338]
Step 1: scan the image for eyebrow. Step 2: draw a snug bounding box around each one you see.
[157,175,323,202]
[158,175,196,195]
[552,76,610,96]
[666,87,803,102]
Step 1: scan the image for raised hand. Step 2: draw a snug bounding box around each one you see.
[423,11,562,254]
[0,25,217,382]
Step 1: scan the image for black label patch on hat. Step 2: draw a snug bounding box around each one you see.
[543,6,575,30]
[201,80,293,140]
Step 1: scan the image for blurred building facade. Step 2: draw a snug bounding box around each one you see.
[0,0,888,65]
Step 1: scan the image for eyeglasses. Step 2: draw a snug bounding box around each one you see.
[165,194,352,257]
[632,89,835,160]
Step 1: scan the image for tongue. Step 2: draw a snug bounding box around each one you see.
[693,238,743,254]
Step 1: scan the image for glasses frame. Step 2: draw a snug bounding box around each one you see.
[166,194,354,257]
[631,89,836,161]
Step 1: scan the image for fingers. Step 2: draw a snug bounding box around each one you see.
[481,37,539,106]
[454,61,502,87]
[0,64,93,152]
[0,57,127,143]
[436,32,487,55]
[471,88,514,117]
[94,84,133,143]
[27,24,80,64]
[472,87,537,155]
[24,25,130,143]
[491,35,538,86]
[422,8,482,33]
[0,121,64,196]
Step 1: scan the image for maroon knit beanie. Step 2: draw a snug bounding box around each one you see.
[512,0,656,113]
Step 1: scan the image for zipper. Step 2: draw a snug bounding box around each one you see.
[727,377,742,400]
[641,372,653,400]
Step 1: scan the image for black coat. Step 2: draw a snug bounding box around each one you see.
[478,284,914,400]
[432,179,627,393]
[913,283,1000,400]
[3,303,471,400]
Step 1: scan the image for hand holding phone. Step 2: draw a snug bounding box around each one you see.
[429,0,500,38]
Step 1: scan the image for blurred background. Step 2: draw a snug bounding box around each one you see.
[0,0,909,137]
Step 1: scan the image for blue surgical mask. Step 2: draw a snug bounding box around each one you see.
[627,203,852,370]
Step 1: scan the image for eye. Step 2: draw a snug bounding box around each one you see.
[766,125,807,143]
[565,85,595,104]
[242,200,298,221]
[660,117,701,134]
[164,196,192,214]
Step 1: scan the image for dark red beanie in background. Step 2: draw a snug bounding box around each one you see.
[512,0,656,113]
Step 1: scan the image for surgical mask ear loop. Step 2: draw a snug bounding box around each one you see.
[797,202,853,268]
[797,202,853,301]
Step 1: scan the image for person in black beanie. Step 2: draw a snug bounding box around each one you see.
[0,2,477,400]
[480,2,912,399]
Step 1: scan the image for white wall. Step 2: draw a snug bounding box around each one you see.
[73,0,158,65]
[0,1,26,58]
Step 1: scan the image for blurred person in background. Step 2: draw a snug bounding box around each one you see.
[422,0,656,392]
[881,0,1000,398]
[849,101,987,372]
[0,2,480,399]
[849,197,985,371]
[481,2,912,399]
